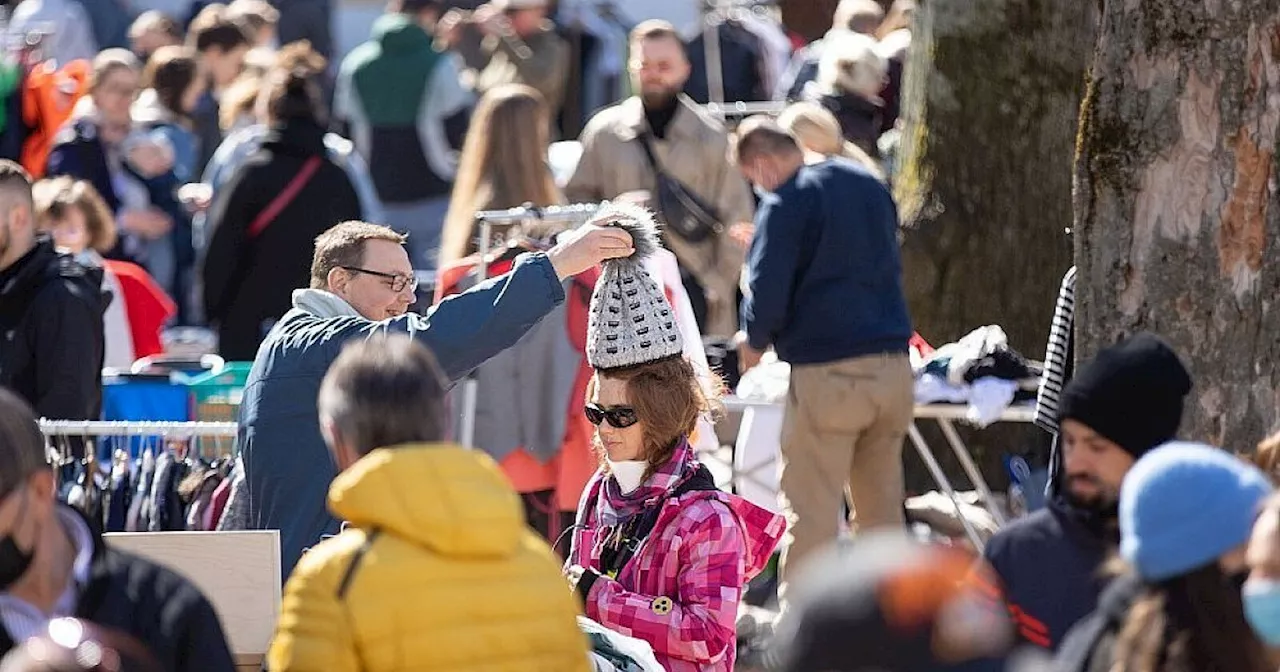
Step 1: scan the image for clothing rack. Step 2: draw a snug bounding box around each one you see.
[38,420,240,438]
[39,420,240,463]
[701,100,787,118]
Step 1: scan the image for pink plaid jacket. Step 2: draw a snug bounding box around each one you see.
[568,469,785,671]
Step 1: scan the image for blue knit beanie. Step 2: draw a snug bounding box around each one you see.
[1120,442,1273,582]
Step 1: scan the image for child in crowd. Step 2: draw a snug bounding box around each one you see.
[34,177,175,369]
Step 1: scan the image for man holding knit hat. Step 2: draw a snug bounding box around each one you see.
[977,332,1192,652]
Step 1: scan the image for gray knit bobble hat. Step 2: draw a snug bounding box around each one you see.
[585,203,684,370]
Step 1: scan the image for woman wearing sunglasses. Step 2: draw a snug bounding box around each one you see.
[565,205,785,672]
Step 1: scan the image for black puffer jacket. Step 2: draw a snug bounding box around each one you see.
[201,119,362,361]
[0,237,106,421]
[0,505,236,671]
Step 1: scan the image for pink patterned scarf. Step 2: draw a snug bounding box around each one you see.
[595,437,697,529]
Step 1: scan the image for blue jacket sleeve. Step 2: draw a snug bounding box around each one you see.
[368,253,566,381]
[740,194,807,351]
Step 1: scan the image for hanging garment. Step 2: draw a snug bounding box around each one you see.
[21,58,90,178]
[1035,267,1077,435]
[100,259,176,362]
[125,450,155,532]
[683,21,767,104]
[204,471,234,531]
[103,459,132,533]
[147,450,189,532]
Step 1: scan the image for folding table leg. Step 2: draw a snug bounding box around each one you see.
[935,418,1008,526]
[907,423,985,551]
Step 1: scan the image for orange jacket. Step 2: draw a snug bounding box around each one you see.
[23,59,90,178]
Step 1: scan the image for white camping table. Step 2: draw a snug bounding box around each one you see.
[722,396,1036,551]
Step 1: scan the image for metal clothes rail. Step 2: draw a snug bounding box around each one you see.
[38,420,239,437]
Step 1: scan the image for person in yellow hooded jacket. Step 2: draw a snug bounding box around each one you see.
[266,334,591,671]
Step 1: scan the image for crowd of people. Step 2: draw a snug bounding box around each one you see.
[3,0,1280,671]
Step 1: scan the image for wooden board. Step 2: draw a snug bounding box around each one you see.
[104,531,281,657]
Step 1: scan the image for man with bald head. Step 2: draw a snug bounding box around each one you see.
[0,160,105,429]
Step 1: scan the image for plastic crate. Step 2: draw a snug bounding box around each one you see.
[187,363,253,422]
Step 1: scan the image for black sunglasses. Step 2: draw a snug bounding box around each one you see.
[340,266,418,293]
[584,403,639,429]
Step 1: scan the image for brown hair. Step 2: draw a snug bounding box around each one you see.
[587,356,724,472]
[440,84,561,264]
[1112,563,1270,672]
[1254,431,1280,483]
[733,115,802,165]
[318,334,450,455]
[261,40,327,124]
[219,74,263,131]
[33,177,117,253]
[629,19,683,48]
[311,221,408,289]
[143,45,199,120]
[192,17,251,54]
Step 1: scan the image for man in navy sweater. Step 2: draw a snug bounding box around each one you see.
[732,117,913,598]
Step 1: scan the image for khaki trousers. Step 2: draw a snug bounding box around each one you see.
[778,353,914,588]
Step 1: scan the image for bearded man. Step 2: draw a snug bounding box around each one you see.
[976,333,1193,652]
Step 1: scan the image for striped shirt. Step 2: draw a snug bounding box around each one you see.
[1034,266,1077,434]
[0,505,94,644]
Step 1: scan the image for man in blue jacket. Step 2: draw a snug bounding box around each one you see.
[231,218,633,578]
[731,118,913,599]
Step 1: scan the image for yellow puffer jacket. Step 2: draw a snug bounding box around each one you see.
[267,444,591,671]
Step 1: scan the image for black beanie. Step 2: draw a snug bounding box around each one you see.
[1057,332,1192,458]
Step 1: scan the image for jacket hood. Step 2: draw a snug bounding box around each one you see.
[291,288,360,318]
[693,490,786,578]
[371,14,435,54]
[328,444,524,558]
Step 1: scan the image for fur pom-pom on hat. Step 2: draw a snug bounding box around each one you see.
[586,203,684,370]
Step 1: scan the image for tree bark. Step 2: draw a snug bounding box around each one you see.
[895,0,1096,357]
[1074,2,1280,448]
[892,0,1096,494]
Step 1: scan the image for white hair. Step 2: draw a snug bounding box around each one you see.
[817,31,887,100]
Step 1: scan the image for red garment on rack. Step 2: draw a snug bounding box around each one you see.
[22,59,90,178]
[102,259,177,359]
[436,254,600,512]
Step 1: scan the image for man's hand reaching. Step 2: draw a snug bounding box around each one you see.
[546,224,635,280]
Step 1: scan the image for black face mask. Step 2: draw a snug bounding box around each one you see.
[0,489,33,591]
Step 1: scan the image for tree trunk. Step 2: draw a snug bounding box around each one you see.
[778,0,841,42]
[895,0,1096,357]
[1074,2,1280,448]
[892,0,1096,494]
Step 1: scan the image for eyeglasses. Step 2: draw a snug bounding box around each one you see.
[584,403,639,429]
[340,266,418,293]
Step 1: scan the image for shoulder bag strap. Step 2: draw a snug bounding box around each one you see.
[246,155,322,240]
[635,131,664,178]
